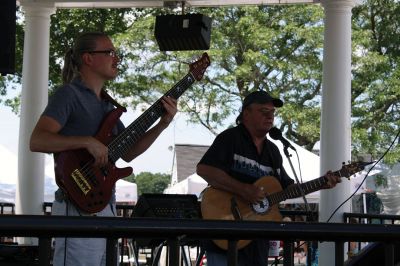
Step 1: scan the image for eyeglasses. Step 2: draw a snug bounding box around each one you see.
[86,50,121,58]
[257,108,276,116]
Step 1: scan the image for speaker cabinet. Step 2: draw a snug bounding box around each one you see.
[155,14,211,51]
[0,0,16,75]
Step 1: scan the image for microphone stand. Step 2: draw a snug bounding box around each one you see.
[282,146,313,221]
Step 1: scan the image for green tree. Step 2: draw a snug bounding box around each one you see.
[116,3,400,162]
[2,2,400,165]
[351,0,400,164]
[125,172,170,194]
[0,8,141,111]
[115,5,326,147]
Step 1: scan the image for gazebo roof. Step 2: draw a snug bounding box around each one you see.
[19,0,320,8]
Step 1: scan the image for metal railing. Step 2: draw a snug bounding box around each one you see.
[344,212,400,225]
[1,214,400,266]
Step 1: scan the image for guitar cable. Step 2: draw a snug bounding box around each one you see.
[270,128,399,266]
[63,200,69,266]
[325,126,400,223]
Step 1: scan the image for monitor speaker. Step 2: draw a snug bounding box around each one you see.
[132,193,201,247]
[133,193,201,219]
[154,14,211,51]
[0,0,16,75]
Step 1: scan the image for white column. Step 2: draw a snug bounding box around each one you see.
[16,4,55,225]
[319,0,355,265]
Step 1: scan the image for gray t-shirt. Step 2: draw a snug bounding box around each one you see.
[43,79,124,137]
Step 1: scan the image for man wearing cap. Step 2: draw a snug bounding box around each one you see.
[196,90,340,265]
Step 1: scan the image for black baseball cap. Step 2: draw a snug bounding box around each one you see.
[242,90,283,109]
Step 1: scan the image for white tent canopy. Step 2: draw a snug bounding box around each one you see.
[164,173,207,197]
[0,145,137,204]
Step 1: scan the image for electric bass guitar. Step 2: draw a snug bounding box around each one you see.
[200,161,372,250]
[54,53,211,213]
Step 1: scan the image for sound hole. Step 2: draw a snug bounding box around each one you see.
[251,197,270,214]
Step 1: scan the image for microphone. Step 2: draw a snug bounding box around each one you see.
[269,127,297,151]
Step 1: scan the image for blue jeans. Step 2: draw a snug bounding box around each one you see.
[205,240,269,266]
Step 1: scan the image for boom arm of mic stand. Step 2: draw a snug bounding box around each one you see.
[282,146,312,218]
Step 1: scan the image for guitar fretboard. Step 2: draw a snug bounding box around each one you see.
[266,167,349,205]
[267,176,328,205]
[107,73,195,162]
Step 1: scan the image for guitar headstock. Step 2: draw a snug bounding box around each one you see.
[337,161,374,180]
[189,52,211,81]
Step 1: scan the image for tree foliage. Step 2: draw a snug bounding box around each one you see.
[1,1,399,166]
[49,8,139,90]
[124,172,170,194]
[351,0,400,164]
[114,5,326,145]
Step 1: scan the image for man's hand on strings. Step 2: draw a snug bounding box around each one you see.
[240,183,266,204]
[86,137,108,167]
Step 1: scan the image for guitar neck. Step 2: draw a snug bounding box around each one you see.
[267,176,327,205]
[108,73,196,162]
[267,162,373,205]
[267,168,346,205]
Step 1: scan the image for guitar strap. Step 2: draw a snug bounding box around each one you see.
[101,89,127,112]
[67,83,126,112]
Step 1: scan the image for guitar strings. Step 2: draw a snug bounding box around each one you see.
[75,70,202,186]
[108,73,194,161]
[107,56,208,159]
[108,57,208,161]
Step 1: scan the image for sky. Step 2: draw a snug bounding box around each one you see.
[0,100,216,175]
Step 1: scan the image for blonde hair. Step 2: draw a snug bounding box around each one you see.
[62,32,108,84]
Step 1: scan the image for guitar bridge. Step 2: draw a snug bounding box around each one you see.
[71,169,91,195]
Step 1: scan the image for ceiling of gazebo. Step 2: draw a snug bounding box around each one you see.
[19,0,320,8]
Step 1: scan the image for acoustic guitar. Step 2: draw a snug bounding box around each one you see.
[200,161,372,250]
[54,53,211,213]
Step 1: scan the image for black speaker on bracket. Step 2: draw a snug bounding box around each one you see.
[154,14,211,51]
[0,0,16,75]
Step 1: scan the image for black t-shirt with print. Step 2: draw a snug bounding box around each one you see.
[198,124,294,265]
[199,123,294,189]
